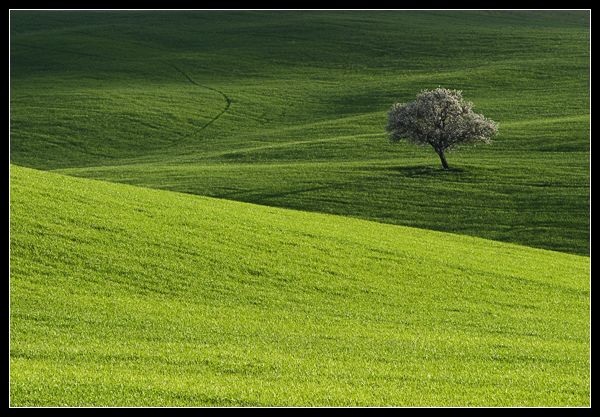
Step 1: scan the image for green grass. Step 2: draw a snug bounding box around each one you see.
[10,11,590,406]
[10,165,590,406]
[10,11,590,254]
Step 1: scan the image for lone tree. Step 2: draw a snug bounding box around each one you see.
[386,88,498,170]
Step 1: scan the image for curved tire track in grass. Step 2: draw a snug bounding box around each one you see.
[169,64,232,134]
[12,39,232,152]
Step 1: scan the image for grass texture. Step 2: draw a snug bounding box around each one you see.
[10,11,590,254]
[10,11,590,406]
[10,165,590,406]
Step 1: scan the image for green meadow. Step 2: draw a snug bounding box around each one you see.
[10,11,590,406]
[10,165,590,406]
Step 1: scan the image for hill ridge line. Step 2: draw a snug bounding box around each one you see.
[11,164,589,259]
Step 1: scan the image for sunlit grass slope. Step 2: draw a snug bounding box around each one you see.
[10,165,590,406]
[10,11,590,254]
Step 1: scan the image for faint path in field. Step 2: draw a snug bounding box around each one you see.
[12,39,232,149]
[168,64,232,134]
[12,40,232,121]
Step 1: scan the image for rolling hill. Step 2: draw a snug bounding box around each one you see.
[9,11,590,406]
[10,11,590,254]
[10,165,590,406]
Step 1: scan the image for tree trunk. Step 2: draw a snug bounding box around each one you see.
[436,149,450,170]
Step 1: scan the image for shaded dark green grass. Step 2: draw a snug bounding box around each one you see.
[10,11,590,253]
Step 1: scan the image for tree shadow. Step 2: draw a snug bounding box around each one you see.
[384,165,467,178]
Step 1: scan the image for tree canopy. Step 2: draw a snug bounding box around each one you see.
[386,88,498,169]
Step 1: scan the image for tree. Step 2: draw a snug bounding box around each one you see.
[386,88,498,170]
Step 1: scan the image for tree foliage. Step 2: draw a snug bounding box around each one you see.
[386,88,498,169]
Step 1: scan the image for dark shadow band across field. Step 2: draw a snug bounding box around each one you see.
[54,146,589,256]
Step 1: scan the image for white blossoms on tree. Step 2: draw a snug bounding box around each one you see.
[386,88,498,170]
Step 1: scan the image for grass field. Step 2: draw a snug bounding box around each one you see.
[10,11,590,406]
[10,11,590,254]
[10,165,590,406]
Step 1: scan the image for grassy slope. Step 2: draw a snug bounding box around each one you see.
[10,165,590,406]
[10,11,590,254]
